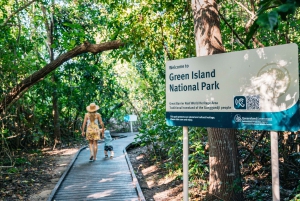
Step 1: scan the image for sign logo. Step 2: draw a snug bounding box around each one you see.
[234,96,246,109]
[234,114,242,122]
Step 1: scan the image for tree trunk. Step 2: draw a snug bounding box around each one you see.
[192,0,244,200]
[52,74,60,149]
[192,0,224,56]
[42,4,61,148]
[207,128,243,200]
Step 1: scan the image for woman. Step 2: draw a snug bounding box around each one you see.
[81,103,104,161]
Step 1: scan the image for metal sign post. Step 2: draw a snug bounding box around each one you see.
[183,126,189,201]
[130,121,133,133]
[271,131,280,201]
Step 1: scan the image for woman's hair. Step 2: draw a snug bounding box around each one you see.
[89,112,96,122]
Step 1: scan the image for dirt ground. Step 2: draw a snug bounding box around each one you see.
[28,148,79,201]
[0,147,80,201]
[126,145,184,201]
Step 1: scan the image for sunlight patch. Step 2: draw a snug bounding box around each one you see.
[136,154,145,160]
[87,190,113,198]
[142,165,158,176]
[99,178,114,183]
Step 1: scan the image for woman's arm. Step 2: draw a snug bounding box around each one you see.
[81,113,88,136]
[97,113,105,138]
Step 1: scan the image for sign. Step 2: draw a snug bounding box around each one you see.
[124,115,137,122]
[166,44,300,131]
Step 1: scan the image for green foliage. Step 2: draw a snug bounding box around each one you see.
[290,181,300,200]
[7,167,19,174]
[15,157,31,166]
[188,128,209,180]
[246,0,300,45]
[0,0,195,147]
[137,104,209,181]
[0,1,300,199]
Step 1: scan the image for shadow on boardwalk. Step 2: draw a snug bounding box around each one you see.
[48,132,145,201]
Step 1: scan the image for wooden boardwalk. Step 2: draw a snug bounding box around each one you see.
[48,133,145,201]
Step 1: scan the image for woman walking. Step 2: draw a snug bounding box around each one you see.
[81,103,104,161]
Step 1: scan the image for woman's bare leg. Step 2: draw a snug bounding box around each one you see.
[93,140,98,160]
[88,140,94,159]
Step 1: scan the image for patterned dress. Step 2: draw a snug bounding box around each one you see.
[86,113,101,141]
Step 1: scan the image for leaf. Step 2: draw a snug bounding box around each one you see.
[50,43,57,48]
[277,3,296,14]
[62,22,83,29]
[245,21,259,45]
[277,3,296,20]
[257,0,276,15]
[268,10,279,30]
[70,40,76,47]
[256,13,269,28]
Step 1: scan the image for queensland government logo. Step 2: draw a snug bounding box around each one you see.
[234,114,242,122]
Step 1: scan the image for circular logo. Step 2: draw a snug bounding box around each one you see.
[257,63,290,98]
[234,114,242,122]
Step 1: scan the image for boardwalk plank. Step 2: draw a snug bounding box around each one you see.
[50,134,141,201]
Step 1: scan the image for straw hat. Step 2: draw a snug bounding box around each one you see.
[86,103,99,112]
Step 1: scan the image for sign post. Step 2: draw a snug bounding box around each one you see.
[271,131,280,201]
[165,44,299,201]
[124,115,137,133]
[183,126,189,200]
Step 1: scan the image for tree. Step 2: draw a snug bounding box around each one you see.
[0,40,123,114]
[41,2,61,148]
[192,0,244,200]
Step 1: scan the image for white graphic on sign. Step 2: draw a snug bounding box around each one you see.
[234,114,242,122]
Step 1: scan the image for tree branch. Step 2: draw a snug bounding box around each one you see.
[234,0,255,18]
[0,40,124,114]
[1,0,37,27]
[219,11,250,49]
[159,18,172,60]
[241,131,267,163]
[234,1,264,48]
